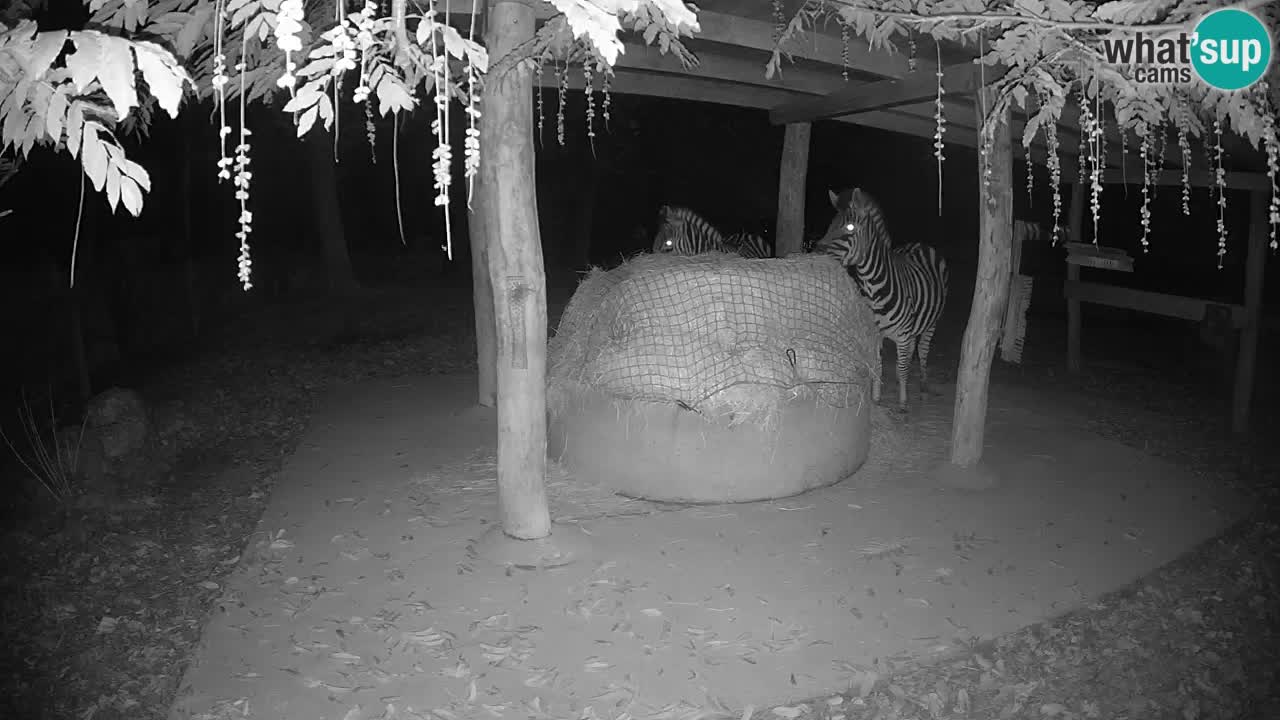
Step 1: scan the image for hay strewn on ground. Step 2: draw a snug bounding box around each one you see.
[548,253,887,433]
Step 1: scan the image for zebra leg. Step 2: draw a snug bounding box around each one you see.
[917,325,938,398]
[895,337,917,411]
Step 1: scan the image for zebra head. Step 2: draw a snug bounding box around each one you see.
[651,205,711,254]
[651,205,684,253]
[815,187,885,265]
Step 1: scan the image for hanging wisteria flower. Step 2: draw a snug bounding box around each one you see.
[1046,121,1062,243]
[933,36,945,215]
[364,100,377,163]
[1139,129,1151,253]
[1077,87,1091,188]
[535,62,546,144]
[557,62,568,147]
[1215,120,1227,270]
[1177,123,1192,216]
[274,0,305,90]
[432,117,453,207]
[353,0,380,103]
[840,23,850,83]
[234,131,253,289]
[601,69,612,128]
[584,63,596,145]
[1264,107,1279,250]
[463,61,482,194]
[1086,95,1104,242]
[324,23,359,75]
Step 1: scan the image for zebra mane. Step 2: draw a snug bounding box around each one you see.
[832,188,885,224]
[658,205,724,239]
[660,205,707,225]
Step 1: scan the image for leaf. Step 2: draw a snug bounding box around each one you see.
[134,41,190,118]
[106,162,121,209]
[27,29,69,80]
[296,56,336,79]
[296,104,318,136]
[65,31,105,94]
[1094,0,1177,23]
[282,85,323,113]
[374,74,415,117]
[228,0,258,30]
[81,122,109,191]
[97,35,139,121]
[45,86,69,144]
[121,155,151,194]
[175,7,214,58]
[18,111,39,157]
[245,10,272,44]
[65,101,86,157]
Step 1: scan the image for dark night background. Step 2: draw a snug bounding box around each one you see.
[3,81,1273,408]
[0,0,1275,433]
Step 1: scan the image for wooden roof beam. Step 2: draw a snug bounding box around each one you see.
[443,7,919,80]
[768,62,999,125]
[615,42,840,95]
[689,11,915,79]
[537,69,980,150]
[1101,166,1270,191]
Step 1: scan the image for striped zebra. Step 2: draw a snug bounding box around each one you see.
[652,205,774,259]
[815,188,949,412]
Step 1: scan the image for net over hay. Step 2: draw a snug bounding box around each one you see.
[547,252,892,503]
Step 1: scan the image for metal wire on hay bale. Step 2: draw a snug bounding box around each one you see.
[547,253,902,503]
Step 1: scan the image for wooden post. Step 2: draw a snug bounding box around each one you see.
[1066,181,1085,373]
[480,0,552,540]
[1231,189,1269,434]
[947,93,1013,471]
[469,165,498,408]
[775,122,811,256]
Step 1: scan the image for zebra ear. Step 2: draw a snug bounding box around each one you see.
[828,189,839,209]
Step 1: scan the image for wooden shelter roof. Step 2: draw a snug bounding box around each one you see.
[456,2,1269,190]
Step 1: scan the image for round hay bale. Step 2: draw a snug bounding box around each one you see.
[546,252,894,504]
[548,383,870,503]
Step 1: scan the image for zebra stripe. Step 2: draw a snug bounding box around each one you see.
[724,231,773,259]
[816,187,949,411]
[652,205,774,258]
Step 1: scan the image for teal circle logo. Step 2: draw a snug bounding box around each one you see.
[1191,8,1273,91]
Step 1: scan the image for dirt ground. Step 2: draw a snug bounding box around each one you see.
[167,370,1247,720]
[2,285,1278,720]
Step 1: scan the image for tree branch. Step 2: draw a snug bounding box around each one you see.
[833,0,1275,35]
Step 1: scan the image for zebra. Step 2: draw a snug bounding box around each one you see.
[651,205,774,259]
[815,187,949,412]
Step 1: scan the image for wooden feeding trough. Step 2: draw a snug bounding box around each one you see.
[1062,183,1271,434]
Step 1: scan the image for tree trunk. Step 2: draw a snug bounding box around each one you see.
[305,129,360,293]
[480,0,552,540]
[948,96,1013,468]
[775,122,811,257]
[470,164,498,408]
